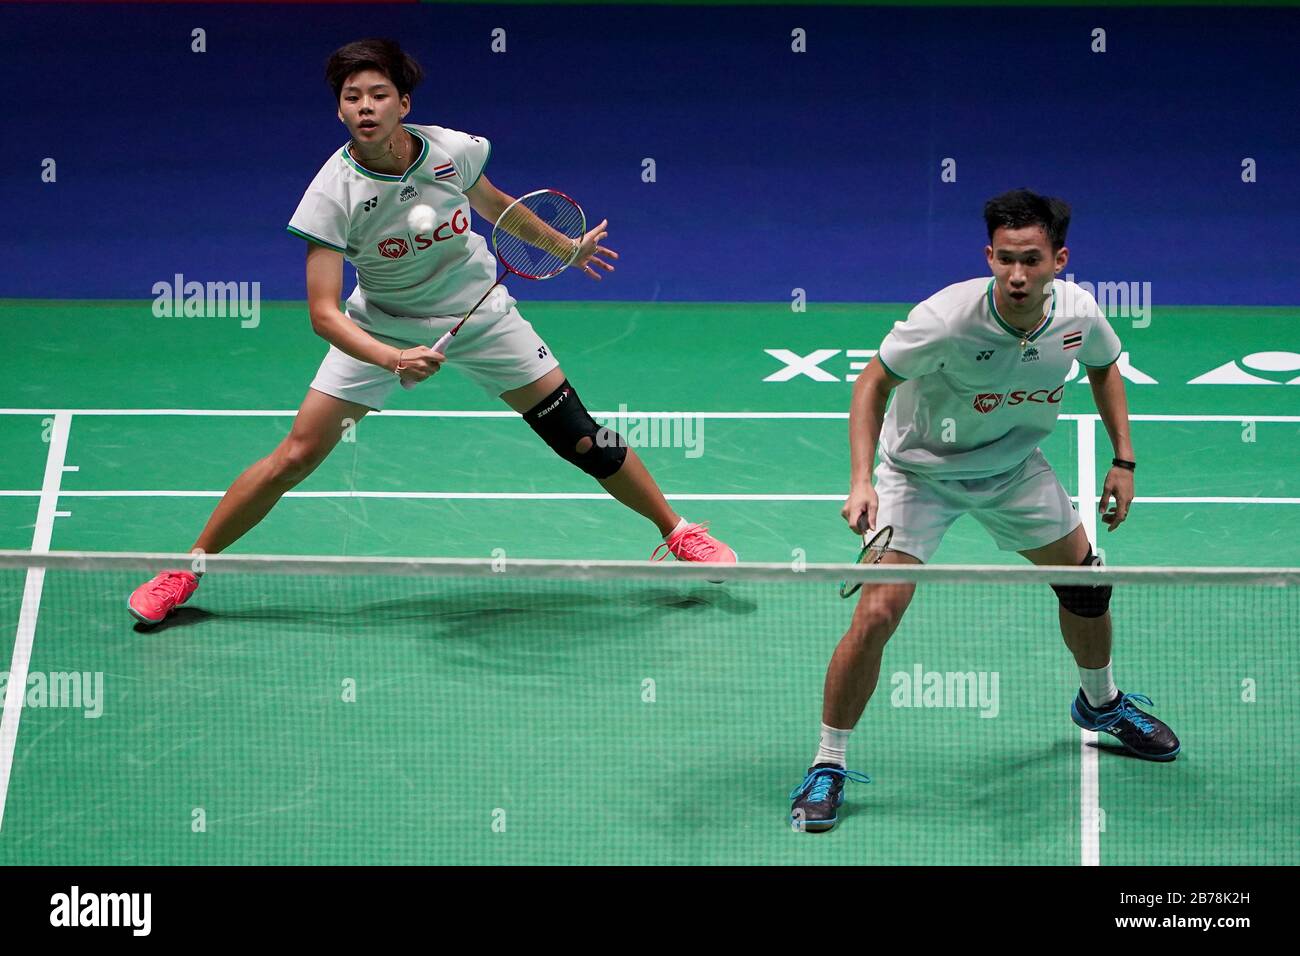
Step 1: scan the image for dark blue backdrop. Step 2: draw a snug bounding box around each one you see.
[3,3,1298,304]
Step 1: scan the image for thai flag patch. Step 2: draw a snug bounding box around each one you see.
[1063,331,1083,351]
[433,161,457,181]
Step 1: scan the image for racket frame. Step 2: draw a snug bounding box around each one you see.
[839,525,895,599]
[401,189,587,389]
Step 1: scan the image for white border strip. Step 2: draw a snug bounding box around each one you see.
[0,412,71,832]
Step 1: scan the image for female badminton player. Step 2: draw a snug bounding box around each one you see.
[129,37,734,624]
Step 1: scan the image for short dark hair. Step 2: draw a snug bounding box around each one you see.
[325,38,424,102]
[983,189,1072,251]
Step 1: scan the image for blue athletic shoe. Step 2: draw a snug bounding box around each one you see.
[789,763,871,832]
[1071,690,1181,761]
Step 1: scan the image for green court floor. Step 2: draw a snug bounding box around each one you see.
[0,298,1296,865]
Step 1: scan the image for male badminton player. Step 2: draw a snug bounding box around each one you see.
[790,190,1180,833]
[129,38,734,624]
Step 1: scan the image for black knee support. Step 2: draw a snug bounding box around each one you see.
[522,379,628,480]
[1051,548,1112,618]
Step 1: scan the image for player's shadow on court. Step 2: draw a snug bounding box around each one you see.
[371,586,760,637]
[634,587,758,614]
[1084,739,1157,761]
[132,605,217,633]
[132,585,759,638]
[364,586,756,620]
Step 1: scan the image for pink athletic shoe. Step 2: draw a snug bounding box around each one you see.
[651,521,738,563]
[128,570,200,625]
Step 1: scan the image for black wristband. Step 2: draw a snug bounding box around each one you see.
[1112,458,1136,471]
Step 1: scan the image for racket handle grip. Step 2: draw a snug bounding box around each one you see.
[399,330,455,391]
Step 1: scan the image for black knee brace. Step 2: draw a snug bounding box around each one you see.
[522,379,628,480]
[1051,548,1112,618]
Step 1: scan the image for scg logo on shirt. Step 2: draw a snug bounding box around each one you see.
[971,385,1065,414]
[414,209,470,246]
[377,209,470,259]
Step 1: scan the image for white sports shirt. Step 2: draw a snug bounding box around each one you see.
[876,277,1122,480]
[287,124,506,317]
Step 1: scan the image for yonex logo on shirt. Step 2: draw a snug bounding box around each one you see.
[362,197,378,212]
[976,350,994,361]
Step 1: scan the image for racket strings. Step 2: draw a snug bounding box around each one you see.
[494,193,586,279]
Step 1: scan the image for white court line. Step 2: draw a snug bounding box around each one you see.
[1,490,1295,504]
[44,491,850,501]
[1123,497,1300,504]
[0,408,839,419]
[0,411,71,832]
[1,408,1299,422]
[1075,417,1101,868]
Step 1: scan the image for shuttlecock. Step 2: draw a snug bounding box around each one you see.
[407,204,436,233]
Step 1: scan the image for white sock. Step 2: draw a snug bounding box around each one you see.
[664,517,688,540]
[814,722,852,768]
[1079,663,1118,708]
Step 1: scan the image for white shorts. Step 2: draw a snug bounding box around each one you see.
[309,288,559,411]
[874,449,1082,563]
